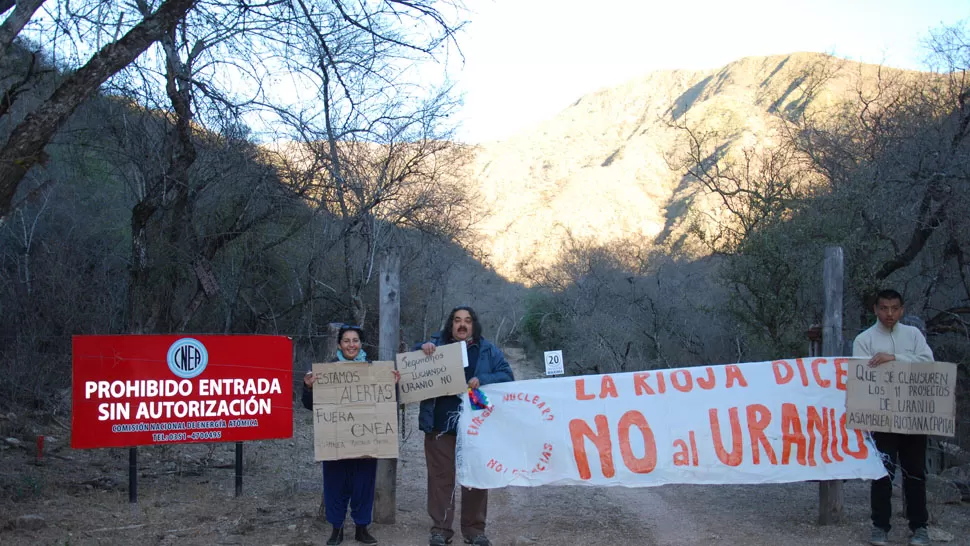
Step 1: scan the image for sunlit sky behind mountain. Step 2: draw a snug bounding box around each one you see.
[448,0,968,143]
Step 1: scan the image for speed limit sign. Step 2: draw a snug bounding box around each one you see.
[544,350,564,376]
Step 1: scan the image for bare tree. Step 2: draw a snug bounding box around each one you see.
[260,0,470,326]
[520,233,730,373]
[665,119,820,255]
[665,23,970,354]
[664,106,827,352]
[0,0,198,218]
[792,27,970,332]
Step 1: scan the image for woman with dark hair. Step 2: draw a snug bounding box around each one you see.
[415,306,514,546]
[303,325,396,545]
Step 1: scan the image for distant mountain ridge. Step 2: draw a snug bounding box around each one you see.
[463,52,908,279]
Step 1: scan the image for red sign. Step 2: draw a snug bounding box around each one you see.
[72,335,293,449]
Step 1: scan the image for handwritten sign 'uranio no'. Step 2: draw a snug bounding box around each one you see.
[845,359,957,437]
[311,360,398,461]
[395,341,467,404]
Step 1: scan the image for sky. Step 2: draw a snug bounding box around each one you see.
[447,0,969,143]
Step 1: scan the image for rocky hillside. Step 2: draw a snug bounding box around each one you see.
[464,52,910,279]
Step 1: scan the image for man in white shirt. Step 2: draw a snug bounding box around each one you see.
[853,289,934,546]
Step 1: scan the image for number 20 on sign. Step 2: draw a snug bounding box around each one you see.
[544,350,564,376]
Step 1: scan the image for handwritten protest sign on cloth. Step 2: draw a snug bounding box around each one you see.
[396,341,467,404]
[846,359,957,436]
[311,360,398,461]
[456,358,887,488]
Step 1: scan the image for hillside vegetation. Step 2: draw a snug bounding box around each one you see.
[464,53,923,278]
[474,42,970,455]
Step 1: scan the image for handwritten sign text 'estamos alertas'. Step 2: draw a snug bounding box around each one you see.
[311,360,398,460]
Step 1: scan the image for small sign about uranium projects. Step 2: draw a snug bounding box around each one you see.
[395,342,467,404]
[846,359,956,436]
[311,360,398,461]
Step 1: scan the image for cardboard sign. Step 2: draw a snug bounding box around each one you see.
[544,350,564,376]
[395,342,467,404]
[311,360,398,461]
[457,358,887,489]
[846,359,957,436]
[72,335,293,449]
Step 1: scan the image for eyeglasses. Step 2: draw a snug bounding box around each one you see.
[340,324,362,330]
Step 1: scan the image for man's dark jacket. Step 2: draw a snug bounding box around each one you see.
[415,335,514,433]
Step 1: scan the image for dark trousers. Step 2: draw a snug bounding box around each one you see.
[871,432,928,531]
[322,458,377,528]
[425,433,488,540]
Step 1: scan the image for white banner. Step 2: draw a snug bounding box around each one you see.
[457,358,887,488]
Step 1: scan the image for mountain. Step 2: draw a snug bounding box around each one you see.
[463,52,902,279]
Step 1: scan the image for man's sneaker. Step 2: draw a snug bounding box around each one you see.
[909,527,931,546]
[870,526,889,546]
[429,532,452,546]
[464,536,491,546]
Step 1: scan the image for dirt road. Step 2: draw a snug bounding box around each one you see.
[2,347,968,545]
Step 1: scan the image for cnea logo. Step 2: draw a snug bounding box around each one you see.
[167,338,209,379]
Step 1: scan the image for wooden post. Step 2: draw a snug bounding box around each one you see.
[819,246,845,525]
[324,323,341,360]
[374,252,400,524]
[807,324,822,357]
[318,322,341,520]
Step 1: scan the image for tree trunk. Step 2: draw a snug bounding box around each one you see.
[0,0,198,218]
[819,246,845,525]
[374,251,400,523]
[317,322,342,519]
[0,0,45,59]
[126,22,200,334]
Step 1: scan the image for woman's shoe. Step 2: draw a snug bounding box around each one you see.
[327,526,344,545]
[355,524,378,545]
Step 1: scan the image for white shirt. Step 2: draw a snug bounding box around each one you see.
[852,322,934,362]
